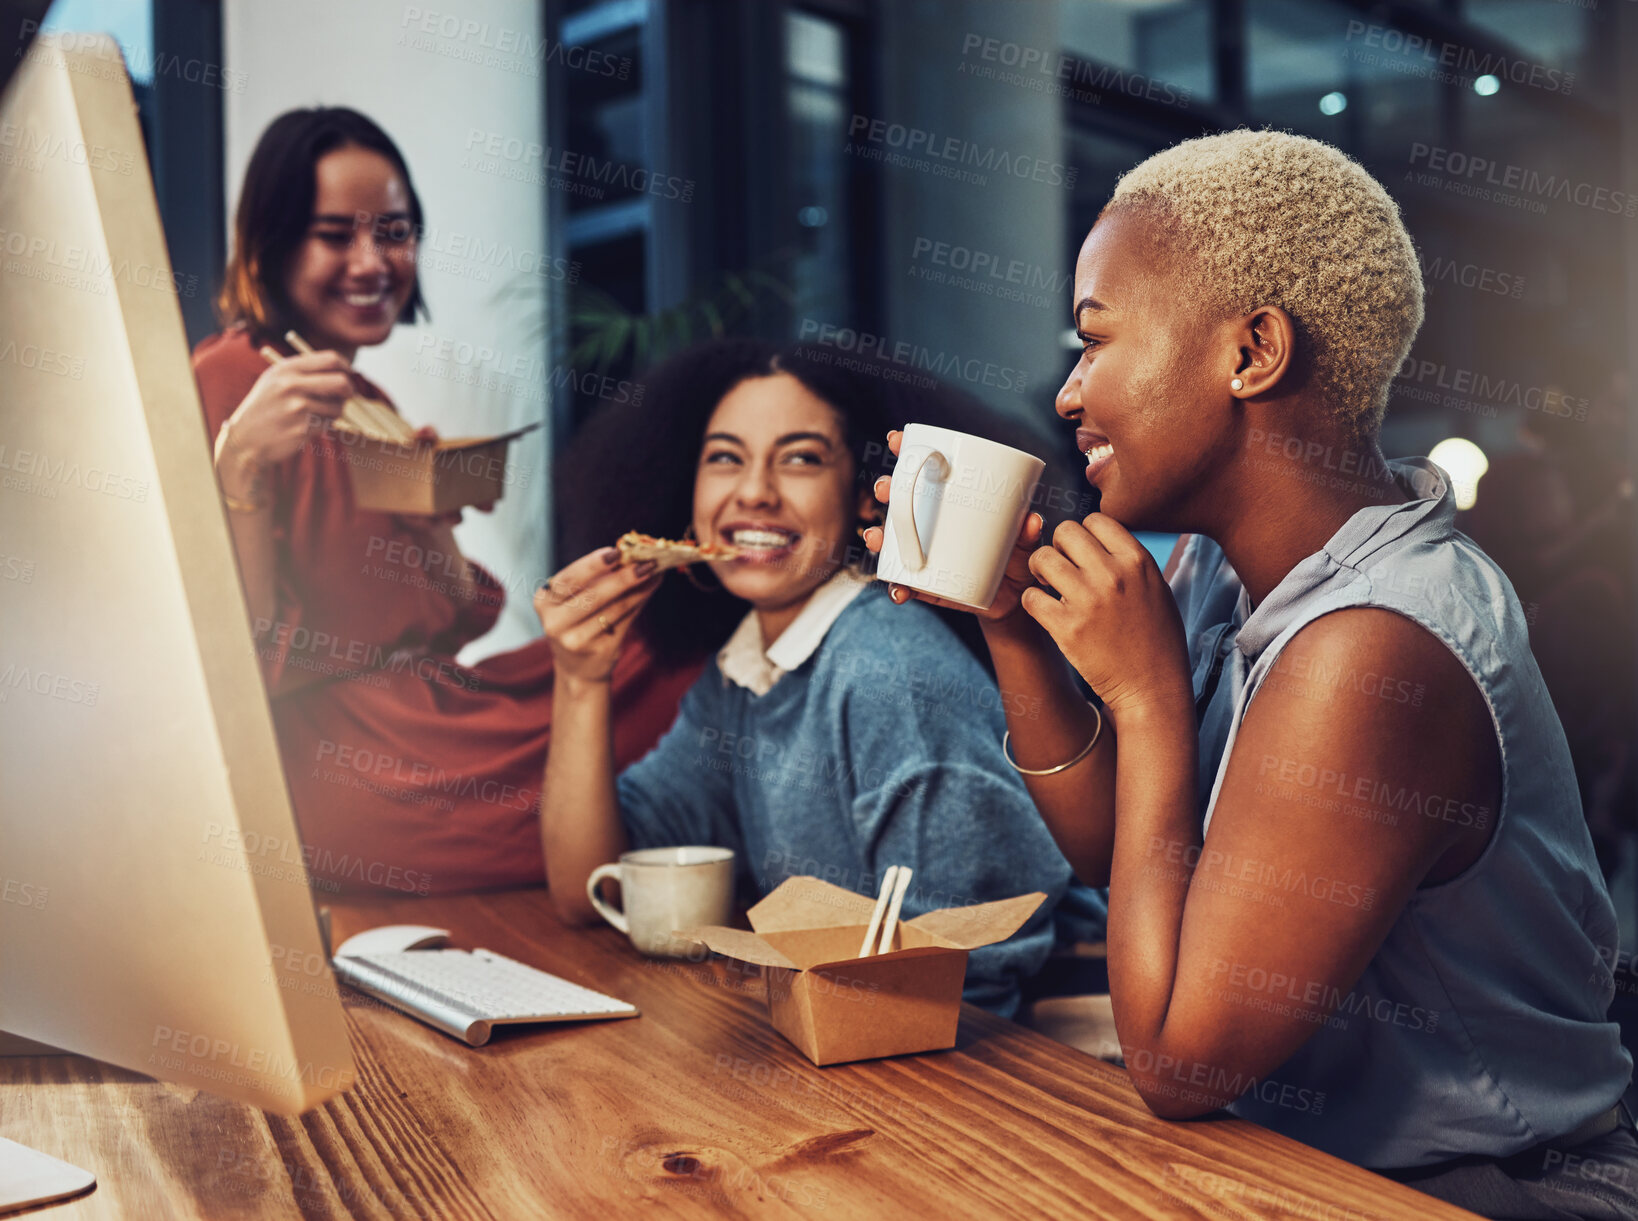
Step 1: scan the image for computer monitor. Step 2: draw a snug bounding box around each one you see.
[0,33,354,1117]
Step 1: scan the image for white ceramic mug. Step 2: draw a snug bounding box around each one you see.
[586,846,735,957]
[876,424,1046,611]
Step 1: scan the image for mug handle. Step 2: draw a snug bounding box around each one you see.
[889,447,946,571]
[586,864,628,933]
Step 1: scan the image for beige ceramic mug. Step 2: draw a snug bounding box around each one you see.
[876,423,1046,611]
[586,846,735,957]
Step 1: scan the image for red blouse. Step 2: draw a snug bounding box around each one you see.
[193,326,702,894]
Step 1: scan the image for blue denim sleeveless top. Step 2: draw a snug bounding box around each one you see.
[1169,457,1631,1168]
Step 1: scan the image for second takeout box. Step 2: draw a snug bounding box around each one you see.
[684,876,1044,1066]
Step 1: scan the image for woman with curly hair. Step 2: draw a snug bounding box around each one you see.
[537,338,1099,1016]
[867,130,1633,1219]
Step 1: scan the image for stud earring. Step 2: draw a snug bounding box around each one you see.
[1231,377,1244,391]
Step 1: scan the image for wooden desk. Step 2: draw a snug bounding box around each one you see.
[1,889,1476,1219]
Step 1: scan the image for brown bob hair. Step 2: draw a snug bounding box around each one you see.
[217,106,427,335]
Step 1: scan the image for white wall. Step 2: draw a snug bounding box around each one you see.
[223,0,552,659]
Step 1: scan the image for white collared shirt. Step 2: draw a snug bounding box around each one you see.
[716,568,874,696]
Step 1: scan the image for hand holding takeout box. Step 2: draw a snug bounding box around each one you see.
[260,333,538,515]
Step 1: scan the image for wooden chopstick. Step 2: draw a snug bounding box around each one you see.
[278,331,417,443]
[859,867,899,958]
[259,341,382,438]
[876,867,913,956]
[281,332,374,434]
[286,331,412,441]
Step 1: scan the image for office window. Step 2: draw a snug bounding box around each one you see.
[785,9,854,323]
[1059,0,1213,103]
[40,0,223,344]
[1247,0,1444,166]
[41,0,153,85]
[1461,0,1591,77]
[563,32,645,214]
[1460,0,1607,111]
[560,1,649,315]
[1247,0,1357,141]
[554,0,658,441]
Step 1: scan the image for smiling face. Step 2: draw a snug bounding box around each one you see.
[282,145,418,359]
[691,373,865,623]
[1058,208,1243,529]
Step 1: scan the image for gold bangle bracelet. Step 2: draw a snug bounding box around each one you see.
[222,492,270,514]
[1003,702,1104,776]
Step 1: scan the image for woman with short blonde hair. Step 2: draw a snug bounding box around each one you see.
[869,129,1633,1220]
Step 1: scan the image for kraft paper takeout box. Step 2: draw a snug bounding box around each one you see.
[683,876,1045,1066]
[338,423,540,515]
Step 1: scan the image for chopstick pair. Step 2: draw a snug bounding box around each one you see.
[858,866,913,958]
[258,330,419,445]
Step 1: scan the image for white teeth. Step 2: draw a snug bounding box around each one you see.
[729,528,795,549]
[1084,443,1114,465]
[343,291,385,306]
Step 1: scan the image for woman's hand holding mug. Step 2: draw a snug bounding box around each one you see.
[861,429,1044,624]
[534,547,660,683]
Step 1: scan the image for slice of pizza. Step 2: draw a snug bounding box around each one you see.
[615,530,741,572]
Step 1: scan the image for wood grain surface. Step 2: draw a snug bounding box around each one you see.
[0,888,1478,1219]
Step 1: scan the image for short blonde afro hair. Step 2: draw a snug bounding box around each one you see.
[1104,129,1423,435]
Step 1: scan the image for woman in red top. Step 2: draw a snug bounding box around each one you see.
[195,107,700,894]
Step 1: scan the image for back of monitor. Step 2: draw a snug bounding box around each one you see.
[0,34,353,1114]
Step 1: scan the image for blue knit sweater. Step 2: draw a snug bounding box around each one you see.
[617,583,1085,1015]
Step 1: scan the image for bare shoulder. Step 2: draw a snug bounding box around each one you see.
[1279,607,1483,703]
[1241,606,1500,879]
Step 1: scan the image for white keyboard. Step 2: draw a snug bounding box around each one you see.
[332,948,638,1046]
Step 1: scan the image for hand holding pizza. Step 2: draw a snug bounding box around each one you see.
[535,546,661,684]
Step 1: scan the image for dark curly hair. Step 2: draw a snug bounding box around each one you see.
[556,338,1074,666]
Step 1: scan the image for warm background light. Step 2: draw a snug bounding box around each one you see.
[1428,437,1489,510]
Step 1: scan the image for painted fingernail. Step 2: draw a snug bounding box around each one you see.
[601,547,619,564]
[635,560,658,576]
